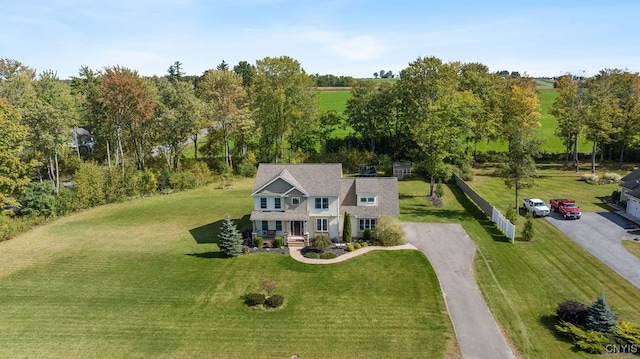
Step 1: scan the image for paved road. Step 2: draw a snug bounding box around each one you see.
[546,211,640,289]
[403,223,516,359]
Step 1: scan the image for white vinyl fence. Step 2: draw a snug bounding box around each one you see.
[454,174,516,242]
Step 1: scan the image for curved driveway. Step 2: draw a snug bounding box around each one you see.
[403,223,516,359]
[546,211,640,289]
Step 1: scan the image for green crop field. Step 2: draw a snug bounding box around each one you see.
[0,178,457,359]
[317,90,351,116]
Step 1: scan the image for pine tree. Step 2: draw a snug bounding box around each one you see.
[217,215,243,257]
[521,212,534,241]
[343,212,352,243]
[586,293,617,333]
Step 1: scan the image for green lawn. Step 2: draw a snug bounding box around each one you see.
[0,177,457,358]
[623,240,640,258]
[398,169,640,358]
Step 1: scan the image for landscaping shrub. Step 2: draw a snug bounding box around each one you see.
[372,215,405,246]
[310,234,332,252]
[581,173,600,185]
[521,212,534,241]
[505,207,517,224]
[343,212,352,243]
[611,189,621,202]
[255,236,264,248]
[603,172,622,183]
[320,251,338,259]
[305,252,320,259]
[555,321,609,354]
[273,236,284,248]
[354,243,362,249]
[259,279,277,295]
[363,228,371,241]
[265,294,285,308]
[346,244,354,252]
[586,293,617,333]
[556,299,588,325]
[435,182,444,198]
[244,293,266,306]
[614,322,640,346]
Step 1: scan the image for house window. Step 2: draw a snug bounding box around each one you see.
[260,197,267,209]
[291,197,300,206]
[360,196,376,205]
[262,221,268,231]
[274,197,282,209]
[315,197,329,209]
[276,221,282,231]
[359,219,377,231]
[316,218,328,232]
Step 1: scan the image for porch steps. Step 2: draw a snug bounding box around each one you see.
[287,240,305,248]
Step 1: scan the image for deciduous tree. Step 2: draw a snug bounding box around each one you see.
[550,74,587,171]
[0,100,34,206]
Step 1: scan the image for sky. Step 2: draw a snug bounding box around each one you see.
[3,0,640,80]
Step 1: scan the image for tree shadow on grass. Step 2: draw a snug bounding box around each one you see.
[189,214,250,244]
[185,251,226,259]
[449,183,512,243]
[539,314,581,352]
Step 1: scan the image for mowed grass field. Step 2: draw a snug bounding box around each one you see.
[0,177,458,359]
[398,167,640,358]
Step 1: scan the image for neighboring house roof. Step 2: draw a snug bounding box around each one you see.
[251,163,343,196]
[620,168,640,191]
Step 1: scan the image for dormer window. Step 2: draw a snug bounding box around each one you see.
[358,195,377,206]
[291,197,300,206]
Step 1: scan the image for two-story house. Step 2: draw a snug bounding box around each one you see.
[249,163,399,246]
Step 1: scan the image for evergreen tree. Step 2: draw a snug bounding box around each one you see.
[217,215,243,257]
[521,212,534,241]
[343,212,352,243]
[586,293,617,333]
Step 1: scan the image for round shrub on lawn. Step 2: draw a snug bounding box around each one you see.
[305,252,320,259]
[245,293,266,306]
[320,251,338,259]
[346,244,354,252]
[265,294,285,308]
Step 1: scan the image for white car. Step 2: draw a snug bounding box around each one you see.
[522,198,551,217]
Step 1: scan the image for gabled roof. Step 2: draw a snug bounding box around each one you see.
[252,164,342,196]
[340,177,400,217]
[621,168,640,183]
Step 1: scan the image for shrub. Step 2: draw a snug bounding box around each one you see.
[457,162,474,181]
[556,300,588,325]
[265,294,285,308]
[169,171,197,190]
[55,187,78,215]
[435,182,445,198]
[354,243,362,249]
[614,322,640,346]
[373,215,405,246]
[255,236,264,248]
[505,207,517,224]
[611,189,621,202]
[128,169,157,196]
[320,251,338,259]
[555,321,609,354]
[74,162,106,209]
[259,279,277,295]
[586,293,617,333]
[237,153,257,178]
[603,172,622,182]
[363,228,371,241]
[346,244,354,252]
[343,212,352,243]
[360,241,368,247]
[581,173,599,185]
[305,251,320,259]
[245,293,266,306]
[273,236,284,248]
[20,182,57,217]
[521,212,534,241]
[310,234,332,252]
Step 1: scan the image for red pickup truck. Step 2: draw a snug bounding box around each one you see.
[549,199,581,219]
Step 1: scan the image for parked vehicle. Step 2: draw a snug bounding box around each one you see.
[549,198,581,219]
[522,198,551,217]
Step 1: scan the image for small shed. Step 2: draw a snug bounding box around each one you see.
[393,162,412,179]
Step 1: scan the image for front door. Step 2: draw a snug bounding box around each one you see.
[292,221,302,236]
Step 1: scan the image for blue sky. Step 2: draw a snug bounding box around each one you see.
[4,0,640,79]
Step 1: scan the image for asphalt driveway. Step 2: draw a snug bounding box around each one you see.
[545,211,640,289]
[403,223,516,359]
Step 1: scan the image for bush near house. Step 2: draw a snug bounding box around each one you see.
[372,215,405,246]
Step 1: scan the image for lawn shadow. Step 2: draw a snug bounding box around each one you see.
[538,315,580,350]
[449,183,512,243]
[185,251,226,259]
[189,214,250,244]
